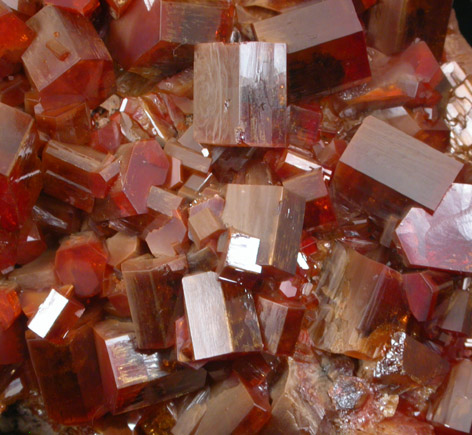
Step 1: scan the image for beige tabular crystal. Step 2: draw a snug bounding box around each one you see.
[194,42,287,147]
[182,271,262,360]
[222,184,304,275]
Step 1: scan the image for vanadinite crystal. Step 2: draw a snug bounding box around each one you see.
[193,42,287,147]
[0,0,471,433]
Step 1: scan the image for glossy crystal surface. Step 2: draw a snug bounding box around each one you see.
[22,6,115,109]
[253,0,371,99]
[182,271,262,360]
[194,42,287,147]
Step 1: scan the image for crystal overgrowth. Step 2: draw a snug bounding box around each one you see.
[193,42,287,147]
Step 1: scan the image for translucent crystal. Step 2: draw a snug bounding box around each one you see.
[22,6,115,109]
[253,0,370,99]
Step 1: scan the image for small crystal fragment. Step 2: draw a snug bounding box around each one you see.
[194,42,287,147]
[188,208,225,249]
[145,213,187,257]
[105,232,140,268]
[182,271,263,360]
[164,138,211,174]
[0,281,21,330]
[253,0,370,99]
[93,318,207,414]
[147,185,184,217]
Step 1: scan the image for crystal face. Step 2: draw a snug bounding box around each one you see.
[182,271,263,360]
[395,183,472,273]
[333,116,463,220]
[193,42,287,147]
[253,0,371,99]
[22,6,115,109]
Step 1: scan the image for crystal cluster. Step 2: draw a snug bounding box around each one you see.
[0,0,471,434]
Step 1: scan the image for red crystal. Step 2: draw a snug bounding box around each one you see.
[395,184,472,273]
[22,6,115,109]
[55,231,108,298]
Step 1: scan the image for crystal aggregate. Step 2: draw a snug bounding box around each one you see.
[0,0,472,433]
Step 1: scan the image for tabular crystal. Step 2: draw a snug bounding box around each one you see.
[222,184,305,275]
[93,318,206,414]
[395,183,472,274]
[122,255,186,350]
[333,116,463,221]
[182,271,263,360]
[22,5,115,109]
[367,0,453,60]
[253,0,370,99]
[194,42,287,147]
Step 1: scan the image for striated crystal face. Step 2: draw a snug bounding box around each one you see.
[253,0,371,99]
[108,0,233,72]
[121,255,186,350]
[27,313,105,424]
[334,116,463,221]
[22,6,115,109]
[395,183,472,273]
[427,359,472,433]
[368,0,453,60]
[93,318,206,414]
[222,184,305,275]
[310,243,406,359]
[182,271,263,360]
[193,42,287,147]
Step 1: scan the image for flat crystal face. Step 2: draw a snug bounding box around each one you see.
[194,42,287,147]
